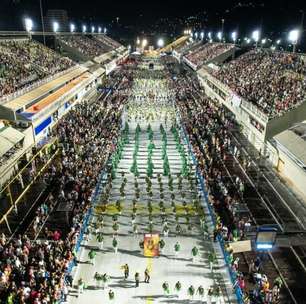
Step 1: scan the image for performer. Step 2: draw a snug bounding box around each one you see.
[108,289,115,301]
[188,285,195,300]
[144,268,150,283]
[162,282,170,295]
[163,225,169,237]
[174,241,180,257]
[96,232,104,250]
[94,272,103,288]
[88,249,96,266]
[214,285,222,304]
[208,251,217,272]
[197,285,204,300]
[175,281,182,298]
[132,223,138,237]
[191,246,199,263]
[207,286,214,304]
[102,273,110,289]
[135,272,140,287]
[121,263,129,279]
[112,237,118,253]
[77,278,85,297]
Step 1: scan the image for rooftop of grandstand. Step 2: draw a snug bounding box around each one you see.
[94,34,122,50]
[174,39,201,55]
[59,35,112,58]
[211,48,306,118]
[0,38,75,100]
[185,42,234,67]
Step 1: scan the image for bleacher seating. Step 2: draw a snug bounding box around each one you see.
[185,42,234,67]
[60,35,110,58]
[0,39,74,99]
[211,49,306,117]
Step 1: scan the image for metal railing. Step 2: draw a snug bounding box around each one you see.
[0,138,59,231]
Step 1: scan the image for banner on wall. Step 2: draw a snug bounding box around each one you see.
[143,233,160,257]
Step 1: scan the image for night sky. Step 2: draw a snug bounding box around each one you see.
[1,0,306,39]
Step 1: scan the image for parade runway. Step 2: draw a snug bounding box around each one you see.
[67,78,237,304]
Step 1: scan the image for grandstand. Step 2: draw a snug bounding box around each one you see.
[0,38,74,100]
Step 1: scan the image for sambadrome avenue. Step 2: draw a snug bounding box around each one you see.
[0,0,306,303]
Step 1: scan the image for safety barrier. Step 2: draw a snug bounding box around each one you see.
[177,112,244,304]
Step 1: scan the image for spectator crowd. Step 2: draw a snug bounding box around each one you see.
[0,71,131,303]
[60,36,111,58]
[212,48,306,117]
[173,72,283,303]
[185,42,234,67]
[0,39,74,98]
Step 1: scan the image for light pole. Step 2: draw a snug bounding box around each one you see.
[221,18,225,40]
[231,31,237,44]
[157,38,164,48]
[261,38,266,47]
[208,32,212,42]
[24,18,33,39]
[252,30,260,48]
[217,31,222,42]
[53,21,59,34]
[288,29,299,53]
[142,39,148,49]
[39,0,46,45]
[70,23,75,33]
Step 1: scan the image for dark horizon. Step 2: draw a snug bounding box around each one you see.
[1,0,306,43]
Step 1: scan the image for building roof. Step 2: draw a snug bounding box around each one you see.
[0,126,24,156]
[274,128,306,167]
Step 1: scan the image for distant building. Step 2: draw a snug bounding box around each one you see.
[44,10,69,32]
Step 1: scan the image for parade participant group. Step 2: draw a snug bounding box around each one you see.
[68,60,227,304]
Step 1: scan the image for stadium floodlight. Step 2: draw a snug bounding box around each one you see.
[24,18,33,32]
[288,29,299,52]
[157,38,164,48]
[104,27,107,34]
[91,26,95,33]
[217,31,222,41]
[70,23,75,33]
[142,39,148,48]
[194,32,198,39]
[200,31,204,39]
[261,38,266,45]
[53,21,59,33]
[231,31,237,43]
[252,30,260,42]
[82,25,87,33]
[98,26,102,33]
[208,32,212,40]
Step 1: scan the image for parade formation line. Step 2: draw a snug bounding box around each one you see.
[68,64,237,304]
